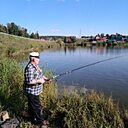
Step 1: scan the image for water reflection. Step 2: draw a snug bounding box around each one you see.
[38,46,128,107]
[63,46,76,54]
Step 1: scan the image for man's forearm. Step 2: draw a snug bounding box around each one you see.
[30,78,45,84]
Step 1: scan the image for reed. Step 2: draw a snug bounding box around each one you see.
[40,89,124,128]
[0,58,26,115]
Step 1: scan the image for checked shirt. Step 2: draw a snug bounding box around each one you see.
[24,62,43,95]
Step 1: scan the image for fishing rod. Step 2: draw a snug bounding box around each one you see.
[50,55,122,80]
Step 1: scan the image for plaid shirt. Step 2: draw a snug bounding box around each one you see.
[23,62,43,95]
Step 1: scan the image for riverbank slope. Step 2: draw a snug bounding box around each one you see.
[0,32,61,59]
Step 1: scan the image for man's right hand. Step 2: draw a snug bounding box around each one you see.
[37,78,45,84]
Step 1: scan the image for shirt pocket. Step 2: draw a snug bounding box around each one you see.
[34,70,39,79]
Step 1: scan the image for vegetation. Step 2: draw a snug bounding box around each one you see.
[0,32,61,60]
[64,36,77,43]
[0,31,128,128]
[0,58,127,128]
[41,89,125,128]
[0,22,39,39]
[0,58,25,115]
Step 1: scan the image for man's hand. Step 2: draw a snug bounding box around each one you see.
[36,78,45,84]
[45,78,52,84]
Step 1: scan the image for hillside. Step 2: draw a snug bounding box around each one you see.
[0,32,60,59]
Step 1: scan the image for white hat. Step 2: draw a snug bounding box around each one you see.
[29,52,39,58]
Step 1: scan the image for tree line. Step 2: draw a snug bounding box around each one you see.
[82,33,128,42]
[40,35,77,43]
[0,22,39,39]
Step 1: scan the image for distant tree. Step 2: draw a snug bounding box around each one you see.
[35,31,39,39]
[64,37,68,43]
[23,28,29,38]
[100,33,104,38]
[116,34,122,41]
[7,22,19,35]
[0,22,40,38]
[30,32,36,39]
[64,36,76,43]
[0,24,7,33]
[70,36,77,43]
[106,34,110,39]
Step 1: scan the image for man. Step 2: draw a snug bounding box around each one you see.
[23,52,50,126]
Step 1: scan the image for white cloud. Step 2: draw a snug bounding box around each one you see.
[57,0,80,3]
[57,0,65,2]
[26,0,31,2]
[50,28,60,33]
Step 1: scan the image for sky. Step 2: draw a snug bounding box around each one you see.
[0,0,128,37]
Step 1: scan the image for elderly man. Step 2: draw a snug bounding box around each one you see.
[23,52,49,126]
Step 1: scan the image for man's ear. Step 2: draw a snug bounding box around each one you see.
[31,57,35,62]
[32,58,35,62]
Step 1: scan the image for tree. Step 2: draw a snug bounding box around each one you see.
[100,33,104,38]
[35,31,39,39]
[7,22,19,35]
[30,32,36,39]
[106,34,110,39]
[71,36,77,43]
[0,24,7,33]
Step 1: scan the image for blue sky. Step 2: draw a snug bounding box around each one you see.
[0,0,128,36]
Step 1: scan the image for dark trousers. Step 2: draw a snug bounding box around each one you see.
[26,93,44,124]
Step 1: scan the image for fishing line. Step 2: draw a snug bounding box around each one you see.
[51,55,122,80]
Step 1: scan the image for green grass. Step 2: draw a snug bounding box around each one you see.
[0,32,61,59]
[0,58,26,115]
[40,89,124,128]
[0,58,126,128]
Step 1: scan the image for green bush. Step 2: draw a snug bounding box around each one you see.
[0,58,26,115]
[0,58,125,128]
[40,89,124,128]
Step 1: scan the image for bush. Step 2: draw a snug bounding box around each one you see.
[0,58,125,128]
[0,58,26,115]
[40,89,124,128]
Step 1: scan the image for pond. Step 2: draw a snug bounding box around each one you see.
[24,46,128,107]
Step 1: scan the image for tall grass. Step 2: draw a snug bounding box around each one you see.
[0,32,61,59]
[0,58,126,127]
[40,89,124,128]
[0,58,26,115]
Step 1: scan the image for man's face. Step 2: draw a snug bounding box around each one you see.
[34,57,40,65]
[31,57,40,65]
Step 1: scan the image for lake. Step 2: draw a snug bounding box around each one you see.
[25,46,128,107]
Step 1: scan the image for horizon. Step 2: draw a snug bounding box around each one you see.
[0,0,128,37]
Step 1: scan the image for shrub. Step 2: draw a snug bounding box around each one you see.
[0,58,26,115]
[0,58,125,128]
[40,89,124,128]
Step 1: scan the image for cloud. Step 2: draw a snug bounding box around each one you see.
[50,28,60,33]
[57,0,80,3]
[57,0,65,2]
[26,0,31,1]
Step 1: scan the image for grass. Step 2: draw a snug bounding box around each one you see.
[0,58,26,115]
[0,58,126,128]
[0,32,61,60]
[40,90,124,128]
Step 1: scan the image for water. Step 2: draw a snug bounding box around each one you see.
[25,46,128,107]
